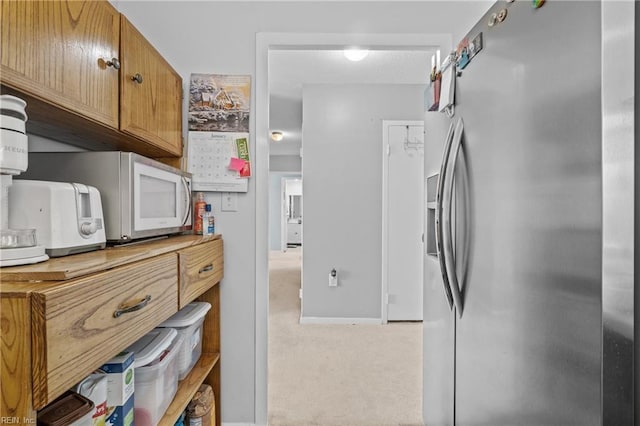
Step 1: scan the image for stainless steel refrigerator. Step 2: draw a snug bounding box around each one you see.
[423,1,636,425]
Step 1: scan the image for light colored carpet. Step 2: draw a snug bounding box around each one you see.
[268,248,423,426]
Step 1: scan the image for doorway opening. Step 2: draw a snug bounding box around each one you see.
[282,177,302,250]
[257,32,452,425]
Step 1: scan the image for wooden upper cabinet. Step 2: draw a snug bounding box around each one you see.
[0,0,183,159]
[120,16,183,157]
[0,0,120,128]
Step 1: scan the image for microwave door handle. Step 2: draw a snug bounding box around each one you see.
[180,177,191,225]
[443,117,465,318]
[435,121,456,310]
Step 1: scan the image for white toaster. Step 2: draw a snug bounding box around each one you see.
[8,180,106,257]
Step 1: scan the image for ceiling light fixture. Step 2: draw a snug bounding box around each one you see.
[343,48,369,62]
[270,131,284,142]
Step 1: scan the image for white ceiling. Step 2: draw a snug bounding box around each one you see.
[268,49,432,156]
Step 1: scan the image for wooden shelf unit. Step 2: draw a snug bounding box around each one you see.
[0,234,222,426]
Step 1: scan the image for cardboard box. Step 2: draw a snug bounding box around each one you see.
[99,351,134,426]
[105,396,133,426]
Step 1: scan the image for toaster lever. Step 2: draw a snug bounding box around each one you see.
[80,221,98,236]
[72,182,103,239]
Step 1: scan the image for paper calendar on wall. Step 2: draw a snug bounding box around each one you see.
[186,73,252,192]
[187,131,250,192]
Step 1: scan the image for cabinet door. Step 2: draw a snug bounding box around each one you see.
[120,16,183,157]
[0,0,120,128]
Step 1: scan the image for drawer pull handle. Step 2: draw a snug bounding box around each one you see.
[113,295,152,318]
[199,264,214,274]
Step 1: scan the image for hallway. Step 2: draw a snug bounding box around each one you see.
[268,248,423,426]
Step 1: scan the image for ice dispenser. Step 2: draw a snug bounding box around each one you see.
[425,174,438,257]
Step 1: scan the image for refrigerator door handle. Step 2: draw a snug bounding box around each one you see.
[435,121,456,310]
[442,117,465,318]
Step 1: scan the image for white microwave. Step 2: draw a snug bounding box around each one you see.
[22,152,192,242]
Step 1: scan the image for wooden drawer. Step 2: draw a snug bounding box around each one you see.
[30,253,178,409]
[178,239,223,308]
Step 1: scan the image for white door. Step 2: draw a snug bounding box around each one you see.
[383,121,424,321]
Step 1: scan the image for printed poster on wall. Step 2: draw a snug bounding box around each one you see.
[188,132,251,192]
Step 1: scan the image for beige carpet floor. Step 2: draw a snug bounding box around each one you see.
[268,248,423,426]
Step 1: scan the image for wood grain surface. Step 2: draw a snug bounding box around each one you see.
[158,353,219,426]
[178,239,224,308]
[0,295,36,421]
[30,253,178,408]
[120,15,182,156]
[0,233,222,423]
[1,0,120,128]
[199,285,222,426]
[0,234,220,284]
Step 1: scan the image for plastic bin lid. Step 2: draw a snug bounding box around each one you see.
[125,327,177,368]
[37,391,94,426]
[158,302,211,328]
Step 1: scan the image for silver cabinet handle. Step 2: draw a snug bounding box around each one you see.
[199,264,214,275]
[131,73,143,84]
[435,121,456,310]
[442,117,465,318]
[106,58,120,69]
[113,295,151,318]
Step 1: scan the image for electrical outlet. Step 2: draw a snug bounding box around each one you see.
[329,269,338,287]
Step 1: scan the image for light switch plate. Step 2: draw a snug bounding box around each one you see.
[221,192,238,211]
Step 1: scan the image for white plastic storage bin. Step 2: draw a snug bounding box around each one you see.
[125,328,182,426]
[158,302,212,380]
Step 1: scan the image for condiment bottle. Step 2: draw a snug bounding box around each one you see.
[207,205,215,235]
[202,204,213,236]
[194,192,206,235]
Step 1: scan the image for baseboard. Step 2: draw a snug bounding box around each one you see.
[299,316,382,325]
[223,423,255,426]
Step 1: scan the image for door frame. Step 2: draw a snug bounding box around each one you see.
[256,32,451,424]
[381,120,425,323]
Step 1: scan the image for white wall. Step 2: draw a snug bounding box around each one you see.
[301,83,424,320]
[111,2,492,423]
[269,155,301,172]
[268,94,302,157]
